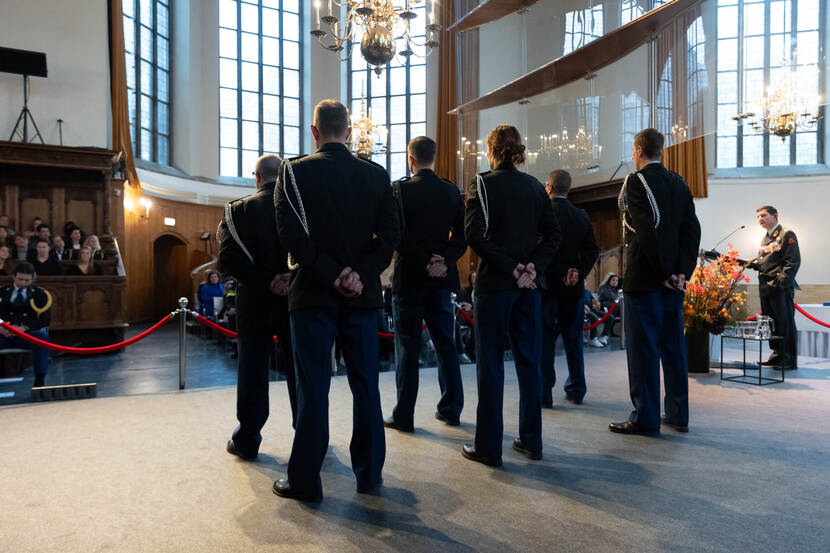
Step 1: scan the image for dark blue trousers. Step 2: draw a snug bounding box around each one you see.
[391,289,463,426]
[540,292,586,404]
[287,306,385,498]
[0,328,49,375]
[474,289,543,457]
[624,290,689,430]
[232,330,296,457]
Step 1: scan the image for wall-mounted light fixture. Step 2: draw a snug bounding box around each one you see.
[164,217,176,227]
[124,195,152,223]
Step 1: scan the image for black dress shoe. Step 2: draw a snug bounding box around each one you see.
[383,416,414,433]
[608,420,659,435]
[760,355,784,366]
[226,439,257,460]
[435,411,460,426]
[356,478,383,494]
[512,439,542,460]
[33,373,45,388]
[272,479,322,503]
[565,395,583,405]
[461,444,502,467]
[660,417,689,433]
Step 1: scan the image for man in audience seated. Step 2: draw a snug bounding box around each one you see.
[28,238,62,276]
[25,217,43,239]
[0,262,52,387]
[583,289,605,348]
[51,236,69,260]
[13,234,29,261]
[0,215,15,236]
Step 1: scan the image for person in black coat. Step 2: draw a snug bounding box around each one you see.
[462,125,561,467]
[746,206,800,370]
[218,153,297,461]
[540,170,599,408]
[0,262,52,387]
[28,238,62,276]
[610,128,701,435]
[272,99,400,502]
[383,136,466,433]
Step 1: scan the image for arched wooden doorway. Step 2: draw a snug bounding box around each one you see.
[153,234,190,319]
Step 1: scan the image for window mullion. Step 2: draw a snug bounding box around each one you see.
[259,1,264,157]
[237,1,243,177]
[737,0,745,167]
[763,0,771,166]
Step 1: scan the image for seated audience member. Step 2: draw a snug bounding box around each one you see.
[596,272,621,344]
[583,289,605,348]
[66,227,84,260]
[198,269,225,317]
[0,215,15,235]
[0,262,52,387]
[24,217,43,239]
[13,234,29,261]
[84,234,104,260]
[51,236,69,260]
[0,245,15,275]
[0,225,11,247]
[29,238,62,276]
[36,223,51,242]
[455,271,476,362]
[64,246,102,275]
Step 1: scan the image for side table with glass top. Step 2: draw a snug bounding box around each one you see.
[719,332,785,385]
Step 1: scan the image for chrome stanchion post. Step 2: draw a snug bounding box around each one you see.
[178,297,188,390]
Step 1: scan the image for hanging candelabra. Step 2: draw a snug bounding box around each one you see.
[733,69,822,140]
[349,97,387,159]
[311,0,441,75]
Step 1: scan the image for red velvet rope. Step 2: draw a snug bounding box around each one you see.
[583,300,619,331]
[795,303,830,329]
[0,315,172,354]
[194,314,242,338]
[459,308,475,326]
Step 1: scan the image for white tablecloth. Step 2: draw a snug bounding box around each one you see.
[796,304,830,359]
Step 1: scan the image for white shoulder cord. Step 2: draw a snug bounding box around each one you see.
[223,203,254,264]
[619,172,660,235]
[283,160,308,236]
[476,173,490,235]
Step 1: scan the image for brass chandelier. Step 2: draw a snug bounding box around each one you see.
[733,76,822,140]
[350,97,387,158]
[311,0,441,74]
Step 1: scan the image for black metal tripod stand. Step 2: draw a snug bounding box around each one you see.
[9,75,44,143]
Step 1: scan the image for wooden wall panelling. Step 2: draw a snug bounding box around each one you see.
[123,193,224,322]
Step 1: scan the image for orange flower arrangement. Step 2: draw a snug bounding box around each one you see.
[683,246,750,334]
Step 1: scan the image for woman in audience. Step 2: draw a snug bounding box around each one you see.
[596,272,621,345]
[84,235,104,260]
[0,245,14,275]
[67,227,84,260]
[198,269,225,318]
[65,246,102,275]
[0,226,11,247]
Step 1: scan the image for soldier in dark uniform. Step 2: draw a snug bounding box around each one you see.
[463,125,560,467]
[272,99,400,502]
[610,128,700,435]
[541,170,599,408]
[0,262,52,387]
[218,154,296,461]
[383,136,466,433]
[747,205,800,370]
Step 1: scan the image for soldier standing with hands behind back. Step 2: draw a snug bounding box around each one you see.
[219,153,297,461]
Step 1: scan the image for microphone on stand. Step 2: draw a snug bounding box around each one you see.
[703,225,747,262]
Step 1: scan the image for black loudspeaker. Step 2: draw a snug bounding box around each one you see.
[0,47,48,77]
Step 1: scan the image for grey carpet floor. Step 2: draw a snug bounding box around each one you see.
[1,349,829,553]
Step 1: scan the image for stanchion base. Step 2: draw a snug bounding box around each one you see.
[31,382,97,402]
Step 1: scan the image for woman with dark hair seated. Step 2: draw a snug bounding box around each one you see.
[64,246,102,275]
[596,272,621,344]
[66,226,85,260]
[198,269,225,318]
[0,245,14,275]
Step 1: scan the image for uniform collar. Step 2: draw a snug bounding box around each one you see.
[415,168,435,177]
[494,161,516,171]
[767,224,782,238]
[261,180,277,192]
[318,142,350,154]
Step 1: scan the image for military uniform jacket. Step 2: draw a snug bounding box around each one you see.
[465,162,561,294]
[619,162,701,293]
[545,196,600,299]
[392,169,466,294]
[748,224,800,296]
[0,284,51,331]
[217,180,289,335]
[275,142,401,312]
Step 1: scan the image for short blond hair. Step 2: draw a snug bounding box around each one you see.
[313,99,349,138]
